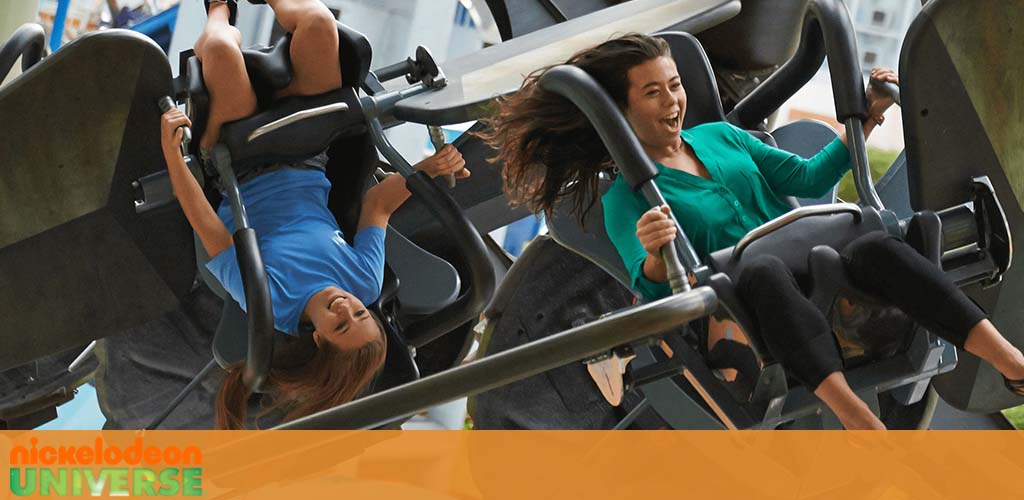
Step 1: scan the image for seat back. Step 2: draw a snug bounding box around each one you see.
[0,30,195,371]
[547,180,633,293]
[899,0,1024,413]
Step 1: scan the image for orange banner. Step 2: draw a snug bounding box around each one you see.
[3,431,1023,499]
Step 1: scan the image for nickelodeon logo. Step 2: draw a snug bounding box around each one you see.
[8,437,202,497]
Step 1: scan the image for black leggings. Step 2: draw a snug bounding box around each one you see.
[734,231,987,390]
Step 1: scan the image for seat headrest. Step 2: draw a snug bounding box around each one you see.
[656,32,727,128]
[336,22,372,89]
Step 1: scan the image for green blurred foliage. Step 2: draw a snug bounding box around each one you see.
[837,146,901,202]
[1004,405,1024,430]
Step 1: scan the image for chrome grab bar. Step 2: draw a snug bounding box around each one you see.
[247,102,350,142]
[732,203,862,260]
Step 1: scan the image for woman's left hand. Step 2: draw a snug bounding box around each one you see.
[413,144,470,179]
[866,67,899,124]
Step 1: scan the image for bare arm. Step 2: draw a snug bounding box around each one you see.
[358,144,469,231]
[160,109,233,258]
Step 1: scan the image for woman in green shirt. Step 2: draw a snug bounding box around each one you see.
[483,34,1024,429]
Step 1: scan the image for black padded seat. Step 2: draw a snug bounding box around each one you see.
[770,119,840,206]
[184,21,373,160]
[707,206,892,279]
[212,299,316,371]
[385,227,461,316]
[218,87,365,173]
[547,179,633,293]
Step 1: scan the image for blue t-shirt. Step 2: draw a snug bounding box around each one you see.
[206,169,385,334]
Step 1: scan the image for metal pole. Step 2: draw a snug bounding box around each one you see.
[844,117,883,210]
[146,358,219,430]
[276,287,717,430]
[67,341,96,373]
[49,0,70,52]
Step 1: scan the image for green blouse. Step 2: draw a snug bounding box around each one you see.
[601,121,851,300]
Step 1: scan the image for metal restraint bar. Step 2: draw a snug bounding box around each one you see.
[276,287,718,430]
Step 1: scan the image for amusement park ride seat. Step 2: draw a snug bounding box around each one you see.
[2,0,1019,432]
[543,0,1016,429]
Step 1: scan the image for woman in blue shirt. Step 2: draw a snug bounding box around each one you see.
[159,0,469,428]
[483,34,1024,429]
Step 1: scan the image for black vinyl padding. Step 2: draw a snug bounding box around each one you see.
[696,0,811,71]
[707,208,890,281]
[219,88,365,173]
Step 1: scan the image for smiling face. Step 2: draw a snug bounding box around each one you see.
[623,56,687,151]
[304,287,382,351]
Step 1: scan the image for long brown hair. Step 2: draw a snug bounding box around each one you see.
[215,317,388,429]
[479,33,671,220]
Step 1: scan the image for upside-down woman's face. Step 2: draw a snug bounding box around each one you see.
[624,56,687,149]
[306,287,382,351]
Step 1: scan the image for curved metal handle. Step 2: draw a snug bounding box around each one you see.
[210,145,274,391]
[0,23,46,81]
[399,172,496,348]
[732,203,862,260]
[367,118,495,349]
[276,286,719,430]
[869,77,901,107]
[247,102,350,142]
[728,0,868,128]
[157,96,193,144]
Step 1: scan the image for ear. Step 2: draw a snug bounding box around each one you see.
[312,329,324,349]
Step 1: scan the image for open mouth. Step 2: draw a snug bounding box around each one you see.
[328,294,346,309]
[661,112,681,129]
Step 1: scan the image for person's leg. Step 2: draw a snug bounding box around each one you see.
[735,255,885,429]
[266,0,342,96]
[842,232,1024,383]
[964,321,1024,381]
[195,3,258,150]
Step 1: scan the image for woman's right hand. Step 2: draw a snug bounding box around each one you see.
[160,108,191,156]
[636,205,677,258]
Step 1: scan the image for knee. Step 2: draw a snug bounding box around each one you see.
[196,27,242,62]
[736,255,791,298]
[295,6,337,37]
[843,232,903,271]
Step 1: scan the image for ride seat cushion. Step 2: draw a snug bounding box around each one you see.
[601,122,851,300]
[205,169,385,333]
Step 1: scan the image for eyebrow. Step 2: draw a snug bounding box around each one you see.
[335,314,372,335]
[642,76,681,89]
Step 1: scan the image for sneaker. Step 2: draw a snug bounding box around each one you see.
[205,0,238,26]
[1006,376,1024,397]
